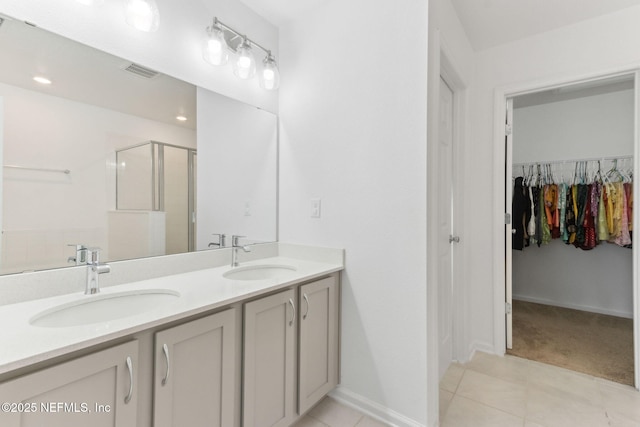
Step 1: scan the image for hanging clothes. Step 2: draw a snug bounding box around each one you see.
[512,177,530,250]
[527,185,536,245]
[559,183,568,241]
[512,158,633,252]
[545,184,560,238]
[615,183,632,247]
[580,184,597,250]
[539,186,551,245]
[597,183,610,242]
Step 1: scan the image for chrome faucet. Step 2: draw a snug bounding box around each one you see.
[67,244,88,265]
[208,233,226,248]
[86,248,111,295]
[231,235,251,267]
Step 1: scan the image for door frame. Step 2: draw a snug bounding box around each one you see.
[438,64,467,365]
[427,28,469,424]
[492,67,640,389]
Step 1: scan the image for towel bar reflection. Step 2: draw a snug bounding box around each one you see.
[4,165,71,174]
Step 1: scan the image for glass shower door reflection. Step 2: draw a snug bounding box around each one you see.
[115,141,196,258]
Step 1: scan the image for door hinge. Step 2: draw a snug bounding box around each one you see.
[505,123,512,136]
[505,302,512,314]
[504,213,511,224]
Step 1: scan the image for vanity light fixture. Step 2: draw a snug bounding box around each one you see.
[202,17,280,90]
[202,18,229,66]
[124,0,160,32]
[260,52,280,90]
[176,115,188,122]
[33,76,52,85]
[233,37,256,80]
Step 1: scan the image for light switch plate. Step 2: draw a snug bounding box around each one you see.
[311,198,321,218]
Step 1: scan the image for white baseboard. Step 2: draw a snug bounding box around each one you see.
[513,294,633,319]
[469,340,496,358]
[328,386,426,427]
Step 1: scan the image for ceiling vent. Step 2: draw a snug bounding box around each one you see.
[122,62,160,79]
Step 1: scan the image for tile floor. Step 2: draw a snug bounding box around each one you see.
[440,351,640,427]
[293,396,388,427]
[295,351,640,427]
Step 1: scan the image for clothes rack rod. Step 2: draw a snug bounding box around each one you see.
[3,165,71,174]
[512,155,632,167]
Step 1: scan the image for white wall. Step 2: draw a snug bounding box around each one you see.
[1,81,194,273]
[468,7,640,352]
[196,87,277,248]
[278,0,428,425]
[512,88,634,318]
[0,0,278,112]
[513,89,634,163]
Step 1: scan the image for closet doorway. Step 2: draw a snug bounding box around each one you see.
[503,73,637,386]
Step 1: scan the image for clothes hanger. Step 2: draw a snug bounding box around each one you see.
[606,159,624,182]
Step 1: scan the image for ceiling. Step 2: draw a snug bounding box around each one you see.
[240,0,640,52]
[450,0,640,51]
[238,0,326,26]
[0,14,196,129]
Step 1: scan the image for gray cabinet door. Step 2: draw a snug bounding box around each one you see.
[153,308,237,427]
[298,276,339,414]
[0,340,139,427]
[243,289,296,427]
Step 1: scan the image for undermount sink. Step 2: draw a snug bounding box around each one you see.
[223,264,298,281]
[30,289,180,328]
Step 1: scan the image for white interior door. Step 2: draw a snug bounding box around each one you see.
[438,77,455,379]
[505,98,514,350]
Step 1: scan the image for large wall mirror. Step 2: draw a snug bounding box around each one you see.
[0,15,278,275]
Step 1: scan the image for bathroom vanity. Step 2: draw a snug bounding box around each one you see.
[0,244,343,427]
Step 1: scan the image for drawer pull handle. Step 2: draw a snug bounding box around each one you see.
[162,343,170,386]
[289,298,296,326]
[125,356,134,404]
[303,293,310,319]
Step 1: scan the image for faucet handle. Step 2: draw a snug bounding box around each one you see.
[209,233,226,248]
[231,235,246,247]
[86,247,102,264]
[67,244,88,265]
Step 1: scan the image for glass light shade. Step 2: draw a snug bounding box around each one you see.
[259,54,280,90]
[202,25,229,66]
[124,0,160,32]
[233,40,256,80]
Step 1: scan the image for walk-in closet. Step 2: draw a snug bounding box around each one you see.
[508,75,635,385]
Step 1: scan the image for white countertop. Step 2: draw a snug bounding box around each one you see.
[0,254,343,376]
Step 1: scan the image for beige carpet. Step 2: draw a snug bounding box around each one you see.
[507,300,634,386]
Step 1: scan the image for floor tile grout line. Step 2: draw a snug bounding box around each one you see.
[454,393,526,420]
[448,393,526,423]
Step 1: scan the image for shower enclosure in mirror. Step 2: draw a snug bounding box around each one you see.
[0,13,277,276]
[113,141,197,261]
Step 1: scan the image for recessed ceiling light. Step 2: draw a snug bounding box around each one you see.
[176,115,188,122]
[33,76,52,85]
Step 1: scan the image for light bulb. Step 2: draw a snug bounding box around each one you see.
[259,53,280,90]
[202,24,229,66]
[33,76,52,85]
[124,0,160,32]
[233,39,256,80]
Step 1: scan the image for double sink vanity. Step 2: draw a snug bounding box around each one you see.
[0,243,344,427]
